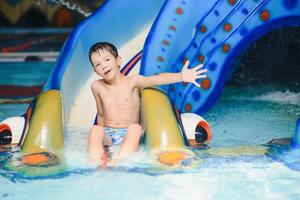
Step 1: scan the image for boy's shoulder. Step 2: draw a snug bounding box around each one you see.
[91,79,105,90]
[92,79,105,85]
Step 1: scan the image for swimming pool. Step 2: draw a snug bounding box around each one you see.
[1,81,300,199]
[0,62,53,87]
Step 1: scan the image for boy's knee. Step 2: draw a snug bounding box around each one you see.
[128,124,142,137]
[89,125,105,138]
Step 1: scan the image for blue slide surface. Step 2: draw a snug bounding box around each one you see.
[44,0,300,125]
[141,0,300,114]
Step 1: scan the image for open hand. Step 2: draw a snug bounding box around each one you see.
[181,60,207,87]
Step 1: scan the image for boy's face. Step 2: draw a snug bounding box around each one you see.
[91,50,122,81]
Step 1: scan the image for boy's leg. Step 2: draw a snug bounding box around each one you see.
[88,125,105,164]
[112,124,142,163]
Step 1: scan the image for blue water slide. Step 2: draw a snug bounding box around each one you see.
[43,0,165,124]
[42,0,300,144]
[5,0,300,175]
[141,0,300,114]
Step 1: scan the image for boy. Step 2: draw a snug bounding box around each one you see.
[88,42,207,167]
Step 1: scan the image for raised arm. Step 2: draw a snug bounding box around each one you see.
[91,81,105,126]
[133,60,207,88]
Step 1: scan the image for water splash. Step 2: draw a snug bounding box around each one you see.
[222,86,300,105]
[44,0,91,17]
[255,90,300,105]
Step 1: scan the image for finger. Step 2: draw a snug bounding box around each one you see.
[195,69,208,75]
[196,74,207,79]
[192,64,204,72]
[193,81,201,88]
[183,60,190,70]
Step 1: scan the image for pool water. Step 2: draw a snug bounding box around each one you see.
[1,83,300,199]
[0,62,53,86]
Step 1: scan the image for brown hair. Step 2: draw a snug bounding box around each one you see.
[88,42,118,64]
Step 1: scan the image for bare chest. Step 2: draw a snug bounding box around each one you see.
[101,86,139,109]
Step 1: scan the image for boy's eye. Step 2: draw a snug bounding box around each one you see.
[106,59,110,61]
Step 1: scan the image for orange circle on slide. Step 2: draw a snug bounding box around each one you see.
[158,151,186,166]
[22,153,49,165]
[201,78,211,90]
[260,10,270,21]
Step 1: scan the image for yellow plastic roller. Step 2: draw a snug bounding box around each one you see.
[141,87,185,151]
[141,88,194,166]
[21,90,63,156]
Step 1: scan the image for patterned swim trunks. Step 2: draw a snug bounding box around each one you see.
[104,127,127,145]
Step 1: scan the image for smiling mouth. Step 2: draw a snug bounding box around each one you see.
[104,70,112,75]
